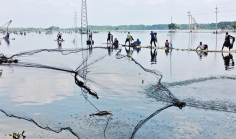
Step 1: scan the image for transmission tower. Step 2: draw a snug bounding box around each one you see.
[81,0,88,39]
[75,11,77,31]
[192,17,197,32]
[187,11,191,32]
[215,5,219,33]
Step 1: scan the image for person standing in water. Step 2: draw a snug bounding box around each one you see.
[222,32,235,51]
[5,32,10,39]
[88,30,92,41]
[57,32,62,40]
[125,32,133,46]
[165,40,169,48]
[150,31,156,47]
[107,31,112,43]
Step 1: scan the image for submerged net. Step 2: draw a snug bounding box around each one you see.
[164,75,236,113]
[2,46,235,138]
[0,46,186,138]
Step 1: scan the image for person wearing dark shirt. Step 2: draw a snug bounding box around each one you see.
[222,32,235,51]
[107,31,112,43]
[150,31,156,47]
[113,38,119,48]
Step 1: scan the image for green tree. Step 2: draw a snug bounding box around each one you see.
[168,23,178,30]
[219,23,226,30]
[231,22,236,30]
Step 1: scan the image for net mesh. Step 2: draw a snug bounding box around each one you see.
[0,46,234,138]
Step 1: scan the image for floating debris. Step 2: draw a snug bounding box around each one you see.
[89,111,112,116]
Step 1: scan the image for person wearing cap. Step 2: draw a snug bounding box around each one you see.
[222,32,235,51]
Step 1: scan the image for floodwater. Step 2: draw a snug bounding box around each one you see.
[0,30,236,139]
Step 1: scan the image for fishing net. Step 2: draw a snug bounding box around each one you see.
[165,75,236,113]
[0,46,186,138]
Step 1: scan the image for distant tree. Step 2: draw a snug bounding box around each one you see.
[168,23,178,30]
[231,22,236,30]
[219,23,226,30]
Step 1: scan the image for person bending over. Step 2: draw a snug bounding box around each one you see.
[196,42,208,50]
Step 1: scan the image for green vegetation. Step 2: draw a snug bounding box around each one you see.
[168,23,179,30]
[9,130,26,139]
[88,21,236,30]
[231,21,236,30]
[6,21,236,31]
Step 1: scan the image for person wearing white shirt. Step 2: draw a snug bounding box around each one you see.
[196,42,208,50]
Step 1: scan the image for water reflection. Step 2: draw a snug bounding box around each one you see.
[165,48,169,56]
[222,53,234,70]
[135,47,141,54]
[196,51,208,59]
[107,45,113,56]
[89,45,93,55]
[150,48,157,64]
[4,38,10,45]
[125,46,134,57]
[57,41,62,49]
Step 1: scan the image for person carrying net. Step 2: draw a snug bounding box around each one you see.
[125,32,134,46]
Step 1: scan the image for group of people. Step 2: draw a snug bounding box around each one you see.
[106,31,174,50]
[196,32,235,51]
[106,31,142,48]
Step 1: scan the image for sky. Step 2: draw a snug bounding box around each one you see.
[0,0,236,28]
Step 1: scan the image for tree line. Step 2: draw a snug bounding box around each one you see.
[87,21,236,30]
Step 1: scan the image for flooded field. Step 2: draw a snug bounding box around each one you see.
[0,30,236,139]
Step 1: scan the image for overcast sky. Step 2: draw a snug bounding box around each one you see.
[1,0,236,28]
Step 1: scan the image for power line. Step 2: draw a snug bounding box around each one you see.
[220,9,236,12]
[192,12,214,15]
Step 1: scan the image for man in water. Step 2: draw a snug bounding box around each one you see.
[196,42,208,50]
[113,38,119,48]
[165,40,169,48]
[135,39,141,46]
[125,32,134,46]
[150,31,156,47]
[5,32,10,39]
[131,38,141,47]
[88,30,92,41]
[107,31,112,43]
[57,32,62,40]
[222,32,235,51]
